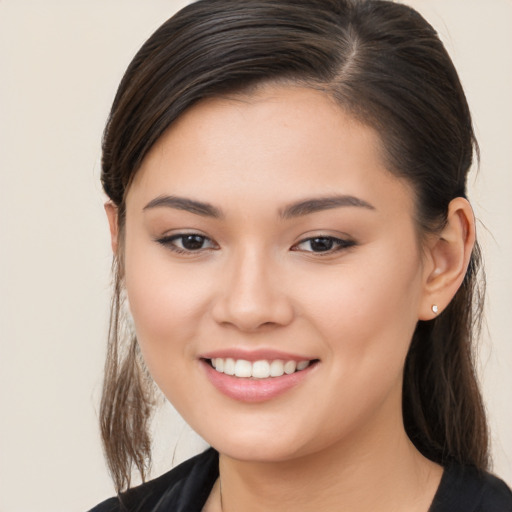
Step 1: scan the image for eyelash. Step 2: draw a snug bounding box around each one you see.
[156,233,218,254]
[156,233,355,256]
[292,236,356,254]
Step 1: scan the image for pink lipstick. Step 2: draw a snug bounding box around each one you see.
[199,350,318,402]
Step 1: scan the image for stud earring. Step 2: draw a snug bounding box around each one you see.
[431,304,439,314]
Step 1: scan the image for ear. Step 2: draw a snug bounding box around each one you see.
[104,201,119,254]
[418,197,476,320]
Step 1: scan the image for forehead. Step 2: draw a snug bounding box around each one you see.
[128,85,414,218]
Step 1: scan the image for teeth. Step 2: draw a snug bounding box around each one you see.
[284,360,297,374]
[252,360,270,379]
[296,361,309,371]
[214,358,224,372]
[270,360,285,377]
[224,358,235,376]
[211,358,311,378]
[234,359,252,378]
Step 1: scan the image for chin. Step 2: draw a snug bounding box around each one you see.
[214,440,300,463]
[197,423,319,463]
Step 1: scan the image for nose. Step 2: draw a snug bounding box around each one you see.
[211,247,294,332]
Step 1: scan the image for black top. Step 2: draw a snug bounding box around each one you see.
[89,448,512,512]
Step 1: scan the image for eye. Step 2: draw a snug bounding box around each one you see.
[292,236,355,254]
[156,233,217,253]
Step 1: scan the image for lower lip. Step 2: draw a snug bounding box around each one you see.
[201,360,317,403]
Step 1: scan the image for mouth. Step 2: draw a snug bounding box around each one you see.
[205,357,316,379]
[199,350,319,402]
[201,357,319,402]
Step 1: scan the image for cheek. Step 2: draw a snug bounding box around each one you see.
[291,247,423,435]
[300,242,424,363]
[122,239,211,365]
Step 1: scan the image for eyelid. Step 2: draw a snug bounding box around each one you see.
[155,231,218,253]
[153,230,355,255]
[291,234,356,254]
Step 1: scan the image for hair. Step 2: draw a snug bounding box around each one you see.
[99,0,488,494]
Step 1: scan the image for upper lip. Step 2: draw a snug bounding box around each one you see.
[200,348,316,362]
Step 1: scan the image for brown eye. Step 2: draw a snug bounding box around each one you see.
[156,233,217,253]
[293,236,355,254]
[308,237,335,252]
[180,234,208,250]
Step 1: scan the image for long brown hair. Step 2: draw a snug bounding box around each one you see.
[100,0,488,493]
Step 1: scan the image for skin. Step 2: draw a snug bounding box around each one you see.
[106,85,475,512]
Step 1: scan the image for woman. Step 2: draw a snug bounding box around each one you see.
[90,0,512,510]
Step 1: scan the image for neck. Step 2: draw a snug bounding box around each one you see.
[212,400,442,512]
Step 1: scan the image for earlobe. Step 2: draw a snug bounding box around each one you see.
[104,202,119,254]
[419,197,476,320]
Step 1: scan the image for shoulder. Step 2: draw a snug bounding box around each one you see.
[431,464,512,512]
[87,448,219,512]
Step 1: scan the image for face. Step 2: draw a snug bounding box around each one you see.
[121,85,430,463]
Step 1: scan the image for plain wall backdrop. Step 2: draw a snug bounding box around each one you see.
[0,1,510,511]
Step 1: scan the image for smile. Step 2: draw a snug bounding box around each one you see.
[201,354,319,402]
[209,358,312,379]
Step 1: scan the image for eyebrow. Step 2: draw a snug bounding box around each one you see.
[143,195,222,218]
[143,193,375,219]
[280,195,375,219]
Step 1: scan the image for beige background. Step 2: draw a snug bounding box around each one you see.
[0,1,510,511]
